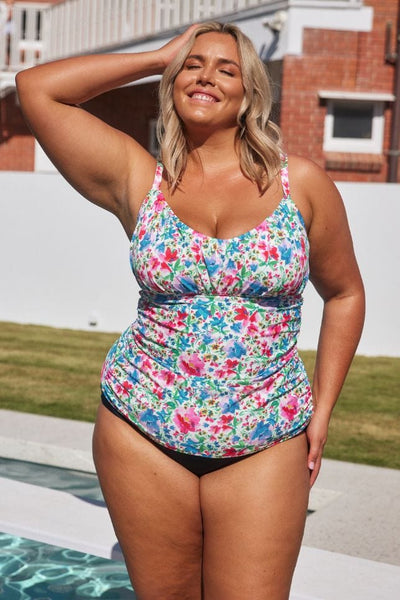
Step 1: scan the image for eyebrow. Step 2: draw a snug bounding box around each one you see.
[185,54,241,70]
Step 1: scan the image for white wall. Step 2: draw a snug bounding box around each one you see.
[300,182,400,357]
[0,173,399,356]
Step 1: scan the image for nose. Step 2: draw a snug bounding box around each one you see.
[198,66,215,86]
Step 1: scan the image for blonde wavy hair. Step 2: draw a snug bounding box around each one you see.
[157,21,282,192]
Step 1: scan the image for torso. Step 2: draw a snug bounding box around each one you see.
[101,156,314,457]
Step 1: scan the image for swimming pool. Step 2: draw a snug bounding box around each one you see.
[0,457,102,502]
[0,458,135,599]
[0,458,318,600]
[0,532,135,599]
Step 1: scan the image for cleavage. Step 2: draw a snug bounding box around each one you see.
[160,175,283,239]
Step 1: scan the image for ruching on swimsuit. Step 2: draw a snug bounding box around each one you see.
[101,156,313,458]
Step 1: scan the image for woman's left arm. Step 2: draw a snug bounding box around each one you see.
[290,156,365,486]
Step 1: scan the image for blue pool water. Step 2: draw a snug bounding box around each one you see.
[0,459,135,599]
[0,457,103,502]
[0,533,135,599]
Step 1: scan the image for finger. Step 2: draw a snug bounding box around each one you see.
[307,442,320,472]
[309,455,322,487]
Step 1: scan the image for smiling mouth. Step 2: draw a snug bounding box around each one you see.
[190,92,218,103]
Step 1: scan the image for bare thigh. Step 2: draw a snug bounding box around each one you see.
[92,404,203,600]
[200,433,310,600]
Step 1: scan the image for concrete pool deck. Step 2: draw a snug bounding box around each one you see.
[0,408,399,599]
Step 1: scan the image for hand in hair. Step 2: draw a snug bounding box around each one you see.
[156,24,200,69]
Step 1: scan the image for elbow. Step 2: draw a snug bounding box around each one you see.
[15,68,33,105]
[16,64,43,96]
[324,283,366,334]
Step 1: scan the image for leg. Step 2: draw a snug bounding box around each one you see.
[92,404,203,600]
[200,433,310,600]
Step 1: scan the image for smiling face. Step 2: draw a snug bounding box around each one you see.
[173,32,244,134]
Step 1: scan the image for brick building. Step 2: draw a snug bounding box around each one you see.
[0,0,59,170]
[280,0,399,182]
[0,0,399,182]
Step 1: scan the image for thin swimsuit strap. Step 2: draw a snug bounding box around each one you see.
[153,161,164,190]
[279,154,290,200]
[136,156,296,243]
[130,162,164,243]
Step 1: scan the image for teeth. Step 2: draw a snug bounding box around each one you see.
[191,93,216,102]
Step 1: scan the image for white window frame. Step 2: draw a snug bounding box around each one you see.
[319,91,394,154]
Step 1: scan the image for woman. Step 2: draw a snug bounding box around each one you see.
[16,22,365,600]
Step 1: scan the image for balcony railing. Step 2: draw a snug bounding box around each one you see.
[43,0,274,62]
[0,0,364,75]
[0,2,48,71]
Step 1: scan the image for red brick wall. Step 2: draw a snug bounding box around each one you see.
[280,0,398,182]
[82,82,159,152]
[0,0,59,169]
[0,81,159,171]
[0,91,34,170]
[2,0,399,178]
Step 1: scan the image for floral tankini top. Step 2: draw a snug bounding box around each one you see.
[101,157,313,457]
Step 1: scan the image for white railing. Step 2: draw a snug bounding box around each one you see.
[0,2,49,71]
[43,0,272,61]
[0,0,364,74]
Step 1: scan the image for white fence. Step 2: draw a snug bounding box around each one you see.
[44,0,272,60]
[0,0,364,70]
[0,2,47,72]
[0,0,272,69]
[0,172,399,357]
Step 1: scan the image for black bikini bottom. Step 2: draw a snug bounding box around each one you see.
[101,393,257,477]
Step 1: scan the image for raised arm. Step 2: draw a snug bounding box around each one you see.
[290,156,365,486]
[15,26,196,236]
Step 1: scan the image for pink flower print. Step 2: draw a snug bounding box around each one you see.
[115,380,134,398]
[280,395,299,421]
[149,255,160,270]
[140,357,153,372]
[253,392,265,408]
[190,241,203,262]
[220,414,233,430]
[224,358,239,376]
[258,241,280,262]
[173,407,200,433]
[270,324,282,339]
[175,310,189,329]
[154,196,164,211]
[164,247,178,262]
[159,369,176,386]
[178,353,205,376]
[270,246,280,261]
[247,311,259,334]
[234,305,259,334]
[221,273,239,289]
[234,305,249,322]
[282,177,290,198]
[223,447,245,457]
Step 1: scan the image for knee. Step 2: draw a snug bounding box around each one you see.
[128,563,202,600]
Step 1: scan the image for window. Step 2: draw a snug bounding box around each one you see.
[319,91,394,154]
[332,103,373,139]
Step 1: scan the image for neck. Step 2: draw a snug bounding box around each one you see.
[185,127,240,172]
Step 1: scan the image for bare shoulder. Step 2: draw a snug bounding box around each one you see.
[286,155,361,301]
[287,154,345,229]
[287,154,340,200]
